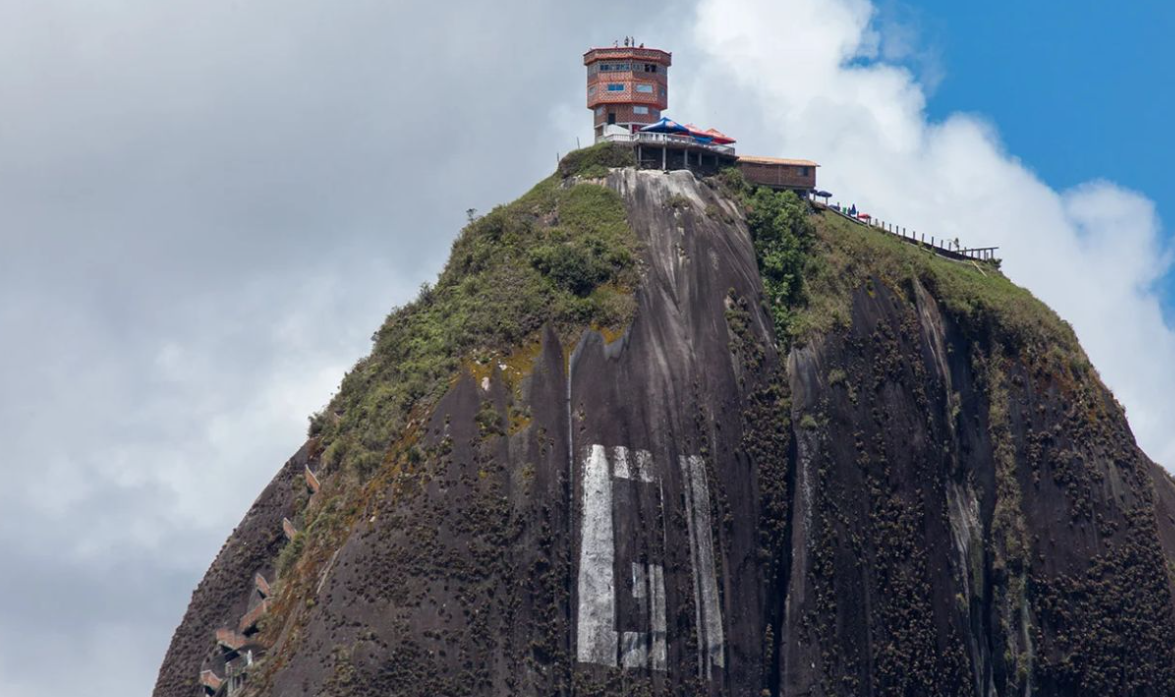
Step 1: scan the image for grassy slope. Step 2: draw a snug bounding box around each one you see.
[256,146,644,672]
[311,144,639,483]
[800,207,1089,373]
[791,200,1175,694]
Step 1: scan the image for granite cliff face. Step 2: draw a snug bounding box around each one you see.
[155,157,1175,696]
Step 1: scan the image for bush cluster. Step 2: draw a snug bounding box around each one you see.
[556,142,636,179]
[721,168,815,345]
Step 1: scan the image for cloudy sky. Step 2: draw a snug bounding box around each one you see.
[1,1,1171,694]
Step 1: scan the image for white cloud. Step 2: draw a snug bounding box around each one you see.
[686,0,1175,468]
[0,2,678,694]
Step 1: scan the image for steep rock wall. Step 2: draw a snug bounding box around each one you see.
[153,445,309,695]
[155,167,1175,697]
[785,270,1175,696]
[252,169,788,696]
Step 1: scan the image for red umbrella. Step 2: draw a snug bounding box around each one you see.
[702,128,736,145]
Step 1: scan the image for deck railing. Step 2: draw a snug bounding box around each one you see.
[822,203,1000,264]
[598,131,736,156]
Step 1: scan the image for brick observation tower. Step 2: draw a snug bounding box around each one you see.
[585,41,672,139]
[582,41,820,195]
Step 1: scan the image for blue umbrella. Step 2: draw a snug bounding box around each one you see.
[639,117,689,134]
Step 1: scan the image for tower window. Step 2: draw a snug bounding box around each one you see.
[633,106,649,115]
[635,83,654,93]
[607,83,624,92]
[644,64,658,73]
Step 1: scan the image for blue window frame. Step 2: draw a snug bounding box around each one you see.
[606,83,624,92]
[635,83,654,94]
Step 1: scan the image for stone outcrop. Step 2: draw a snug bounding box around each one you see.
[155,167,1175,696]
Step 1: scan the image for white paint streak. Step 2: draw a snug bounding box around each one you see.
[613,447,655,482]
[650,563,668,671]
[621,631,648,669]
[576,444,617,666]
[612,446,632,480]
[680,455,705,678]
[574,443,676,673]
[631,562,648,602]
[634,449,655,482]
[680,454,726,677]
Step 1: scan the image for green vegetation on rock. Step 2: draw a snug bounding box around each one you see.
[313,158,639,482]
[800,207,1089,376]
[719,169,815,346]
[556,141,636,180]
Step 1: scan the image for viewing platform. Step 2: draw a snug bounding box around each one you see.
[600,130,735,157]
[599,130,736,175]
